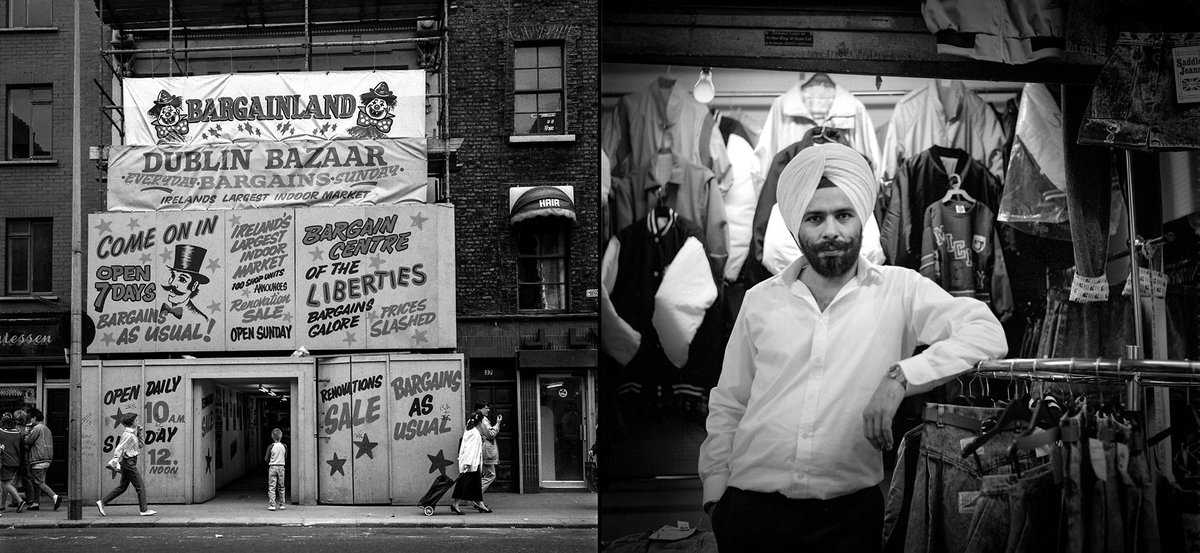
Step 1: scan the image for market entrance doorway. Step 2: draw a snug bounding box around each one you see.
[192,377,294,504]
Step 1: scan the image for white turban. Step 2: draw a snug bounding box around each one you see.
[776,143,878,243]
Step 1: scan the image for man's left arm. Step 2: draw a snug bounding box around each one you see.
[862,276,1007,450]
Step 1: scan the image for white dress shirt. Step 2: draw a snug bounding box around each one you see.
[699,254,1006,503]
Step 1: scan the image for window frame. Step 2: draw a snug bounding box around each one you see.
[512,41,567,136]
[6,0,52,28]
[7,84,53,160]
[515,227,569,312]
[6,218,53,296]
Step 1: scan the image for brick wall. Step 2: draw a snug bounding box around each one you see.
[449,0,599,317]
[0,0,106,300]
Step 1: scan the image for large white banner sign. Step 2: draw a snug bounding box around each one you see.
[87,204,455,353]
[123,71,425,146]
[107,139,427,211]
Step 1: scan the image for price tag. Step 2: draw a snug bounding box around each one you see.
[1173,46,1200,104]
[1089,438,1107,481]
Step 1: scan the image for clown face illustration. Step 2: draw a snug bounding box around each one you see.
[349,81,397,139]
[149,89,190,144]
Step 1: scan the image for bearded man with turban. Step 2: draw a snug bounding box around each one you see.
[698,143,1007,551]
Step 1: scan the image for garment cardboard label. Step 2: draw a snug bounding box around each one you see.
[1089,438,1107,481]
[1173,46,1200,104]
[1035,443,1053,458]
[955,204,966,214]
[958,491,981,514]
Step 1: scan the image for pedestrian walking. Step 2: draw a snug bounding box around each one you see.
[475,401,502,512]
[0,413,25,514]
[97,413,156,516]
[11,409,29,509]
[449,410,484,515]
[22,408,61,511]
[265,428,287,511]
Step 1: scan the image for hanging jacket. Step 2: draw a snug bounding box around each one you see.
[754,80,881,177]
[881,146,1003,270]
[919,200,1013,320]
[922,0,1066,65]
[604,77,729,182]
[880,80,1007,182]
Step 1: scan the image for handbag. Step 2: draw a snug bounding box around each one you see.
[106,456,120,471]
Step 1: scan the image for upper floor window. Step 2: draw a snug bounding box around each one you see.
[7,219,53,295]
[513,43,565,135]
[7,86,52,160]
[517,229,567,311]
[7,0,51,27]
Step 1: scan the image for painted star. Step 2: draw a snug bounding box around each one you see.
[205,450,212,474]
[427,449,454,476]
[409,212,428,230]
[342,331,357,346]
[352,434,379,459]
[94,219,112,233]
[412,329,429,344]
[365,310,379,322]
[207,300,222,313]
[368,254,386,270]
[139,252,152,264]
[327,452,347,477]
[206,257,222,271]
[241,286,252,298]
[127,218,141,230]
[214,124,222,133]
[309,247,325,262]
[100,332,115,347]
[110,407,128,428]
[159,248,173,263]
[282,312,293,323]
[228,214,242,227]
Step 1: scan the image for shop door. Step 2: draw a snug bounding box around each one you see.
[537,374,586,487]
[44,388,69,493]
[469,381,516,493]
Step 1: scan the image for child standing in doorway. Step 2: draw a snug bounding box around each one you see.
[265,428,286,511]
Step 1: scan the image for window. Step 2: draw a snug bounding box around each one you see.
[7,86,52,160]
[513,44,565,135]
[7,0,51,27]
[517,230,567,310]
[7,219,52,295]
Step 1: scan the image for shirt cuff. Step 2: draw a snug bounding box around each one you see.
[702,472,729,505]
[896,357,936,388]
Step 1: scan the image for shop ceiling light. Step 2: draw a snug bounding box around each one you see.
[693,67,715,104]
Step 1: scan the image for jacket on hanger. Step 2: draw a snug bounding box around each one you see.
[721,133,760,283]
[919,200,1013,319]
[922,0,1065,64]
[600,211,712,371]
[880,80,1007,182]
[881,146,1003,270]
[603,77,729,182]
[754,80,881,177]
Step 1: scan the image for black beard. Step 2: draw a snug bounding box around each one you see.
[798,235,861,278]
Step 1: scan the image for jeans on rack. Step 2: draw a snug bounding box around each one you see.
[884,426,925,553]
[962,463,1058,553]
[1084,417,1127,553]
[1062,84,1114,302]
[1124,425,1160,553]
[1078,33,1200,151]
[1058,409,1085,553]
[904,404,1045,553]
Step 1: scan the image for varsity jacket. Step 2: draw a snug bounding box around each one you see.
[919,200,1013,319]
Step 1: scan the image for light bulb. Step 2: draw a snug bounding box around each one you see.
[693,68,715,103]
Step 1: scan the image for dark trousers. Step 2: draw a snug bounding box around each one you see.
[711,486,883,553]
[102,455,148,512]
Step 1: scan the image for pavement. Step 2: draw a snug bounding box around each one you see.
[0,492,597,529]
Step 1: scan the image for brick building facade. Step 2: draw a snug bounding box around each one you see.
[0,0,104,494]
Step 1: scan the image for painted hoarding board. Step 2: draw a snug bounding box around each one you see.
[107,139,427,211]
[87,204,454,353]
[122,71,425,146]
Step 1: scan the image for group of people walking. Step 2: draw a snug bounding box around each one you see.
[0,406,62,516]
[449,401,503,515]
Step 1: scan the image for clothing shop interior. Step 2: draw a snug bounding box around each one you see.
[599,2,1200,551]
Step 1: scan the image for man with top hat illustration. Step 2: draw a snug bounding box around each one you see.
[160,244,210,324]
[148,89,189,144]
[349,81,397,138]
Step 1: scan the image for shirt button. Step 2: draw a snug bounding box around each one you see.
[653,271,660,278]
